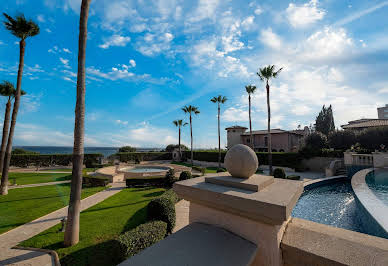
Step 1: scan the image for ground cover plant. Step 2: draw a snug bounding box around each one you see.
[0,184,104,234]
[21,187,165,266]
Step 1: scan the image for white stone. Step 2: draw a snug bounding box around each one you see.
[224,144,258,178]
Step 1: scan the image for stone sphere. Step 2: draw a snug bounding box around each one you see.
[224,144,259,178]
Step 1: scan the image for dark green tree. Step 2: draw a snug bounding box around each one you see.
[315,105,335,136]
[118,146,136,152]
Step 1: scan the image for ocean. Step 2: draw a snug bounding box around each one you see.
[14,146,162,158]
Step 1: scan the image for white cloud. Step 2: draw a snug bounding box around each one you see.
[260,28,283,49]
[188,0,219,22]
[254,8,263,15]
[291,105,312,115]
[222,107,248,122]
[286,0,325,28]
[48,46,59,53]
[37,14,45,22]
[137,32,174,56]
[99,35,131,49]
[129,59,136,67]
[241,16,255,30]
[115,119,128,125]
[59,57,69,66]
[63,48,71,53]
[45,29,52,33]
[130,24,147,33]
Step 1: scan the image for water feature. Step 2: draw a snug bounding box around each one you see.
[121,166,170,173]
[366,169,388,206]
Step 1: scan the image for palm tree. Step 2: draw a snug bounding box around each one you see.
[64,0,92,247]
[0,81,25,173]
[1,14,39,195]
[245,85,256,150]
[173,119,188,160]
[257,65,283,176]
[211,95,227,169]
[182,105,200,166]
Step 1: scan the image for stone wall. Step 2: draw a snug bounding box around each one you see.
[301,156,340,172]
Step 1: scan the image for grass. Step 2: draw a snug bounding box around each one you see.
[21,187,165,266]
[171,161,218,173]
[0,184,105,235]
[8,172,72,185]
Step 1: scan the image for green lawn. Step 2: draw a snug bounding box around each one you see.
[21,187,165,266]
[8,172,72,185]
[0,184,105,234]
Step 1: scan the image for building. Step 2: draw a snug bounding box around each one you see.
[378,104,388,119]
[225,126,309,152]
[341,105,388,131]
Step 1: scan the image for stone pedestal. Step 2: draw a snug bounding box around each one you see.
[173,175,303,266]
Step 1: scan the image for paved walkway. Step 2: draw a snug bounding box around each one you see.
[8,181,71,190]
[0,182,126,266]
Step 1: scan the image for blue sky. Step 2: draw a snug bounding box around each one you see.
[0,0,388,148]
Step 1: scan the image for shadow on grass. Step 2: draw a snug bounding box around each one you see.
[143,191,164,197]
[121,207,148,233]
[0,194,66,204]
[81,200,151,214]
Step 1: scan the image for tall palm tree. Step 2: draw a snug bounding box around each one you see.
[173,120,188,160]
[1,14,39,195]
[257,65,283,176]
[211,95,227,169]
[245,85,256,149]
[182,105,200,166]
[64,0,92,247]
[0,81,25,173]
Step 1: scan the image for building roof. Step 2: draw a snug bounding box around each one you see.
[341,119,388,129]
[241,129,303,136]
[225,125,248,130]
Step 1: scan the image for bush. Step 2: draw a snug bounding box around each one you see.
[116,221,167,260]
[12,148,39,155]
[82,176,109,187]
[164,169,176,187]
[216,168,227,173]
[357,127,388,151]
[118,146,137,152]
[287,175,300,180]
[273,168,286,179]
[116,152,171,162]
[192,166,205,175]
[179,171,192,181]
[328,130,357,150]
[85,158,94,168]
[160,189,179,204]
[305,132,327,150]
[147,197,176,233]
[165,144,189,152]
[126,177,166,187]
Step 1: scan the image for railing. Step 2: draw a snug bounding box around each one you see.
[351,154,374,166]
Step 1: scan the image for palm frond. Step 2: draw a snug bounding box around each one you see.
[3,13,39,40]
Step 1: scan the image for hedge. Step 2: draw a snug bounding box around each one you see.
[10,153,102,167]
[116,152,172,162]
[273,168,286,179]
[148,197,176,233]
[160,189,179,204]
[126,177,166,187]
[115,221,167,260]
[82,176,109,187]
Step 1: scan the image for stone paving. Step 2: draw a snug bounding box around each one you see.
[0,182,126,266]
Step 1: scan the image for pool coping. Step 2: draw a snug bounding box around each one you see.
[351,168,388,238]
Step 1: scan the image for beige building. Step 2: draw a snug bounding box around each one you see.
[225,126,308,152]
[378,104,388,119]
[341,105,388,131]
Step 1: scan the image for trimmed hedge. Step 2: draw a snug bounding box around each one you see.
[273,168,286,179]
[147,197,176,233]
[164,169,176,187]
[126,177,165,187]
[116,152,172,162]
[10,153,102,167]
[116,221,167,259]
[161,189,179,204]
[82,176,109,187]
[286,175,301,180]
[179,171,192,181]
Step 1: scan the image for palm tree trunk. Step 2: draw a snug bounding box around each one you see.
[178,126,181,160]
[64,0,91,247]
[190,115,193,166]
[266,81,272,175]
[0,40,25,195]
[0,98,11,173]
[218,103,221,169]
[249,94,253,149]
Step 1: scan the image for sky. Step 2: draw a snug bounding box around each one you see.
[0,0,388,148]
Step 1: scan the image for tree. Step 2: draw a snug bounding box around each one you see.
[118,146,136,152]
[1,14,39,195]
[257,65,283,176]
[315,105,335,136]
[211,95,227,169]
[182,105,200,165]
[305,131,327,150]
[0,81,26,172]
[165,144,188,153]
[64,0,92,247]
[245,85,256,149]
[328,130,356,150]
[172,120,188,159]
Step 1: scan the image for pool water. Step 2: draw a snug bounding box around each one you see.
[366,169,388,206]
[122,167,168,173]
[292,181,367,234]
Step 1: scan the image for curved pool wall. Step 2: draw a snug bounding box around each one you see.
[352,168,388,239]
[118,165,172,180]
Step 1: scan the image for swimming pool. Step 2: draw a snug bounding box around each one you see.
[292,181,367,235]
[366,169,388,206]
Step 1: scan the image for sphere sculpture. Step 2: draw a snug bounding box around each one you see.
[224,144,258,178]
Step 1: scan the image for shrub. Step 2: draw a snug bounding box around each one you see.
[287,175,301,180]
[85,158,94,168]
[192,166,205,175]
[126,177,165,187]
[82,176,109,187]
[357,127,388,151]
[273,168,286,179]
[216,168,227,173]
[165,144,189,152]
[164,169,176,187]
[328,130,357,150]
[116,221,167,260]
[12,148,39,155]
[147,197,176,233]
[118,146,136,152]
[305,132,327,150]
[179,171,192,181]
[160,189,179,204]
